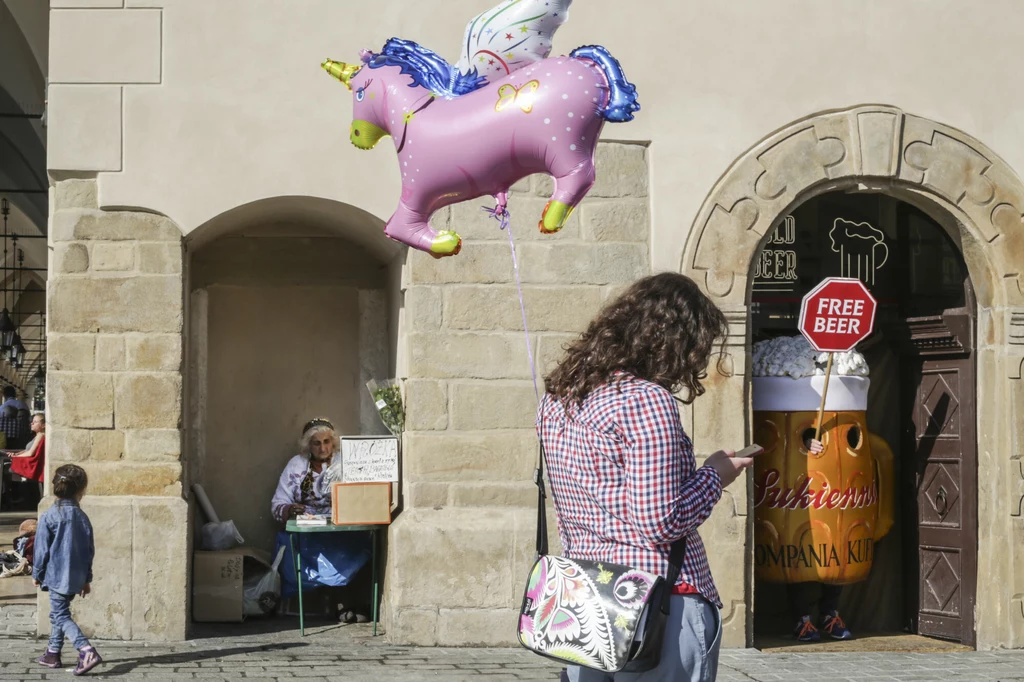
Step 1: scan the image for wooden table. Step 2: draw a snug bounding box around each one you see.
[284,520,381,636]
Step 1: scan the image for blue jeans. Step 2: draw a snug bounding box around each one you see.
[47,592,90,653]
[568,595,722,682]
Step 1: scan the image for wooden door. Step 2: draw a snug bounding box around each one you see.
[897,205,978,646]
[906,318,977,645]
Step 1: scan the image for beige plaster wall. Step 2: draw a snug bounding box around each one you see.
[47,0,1024,274]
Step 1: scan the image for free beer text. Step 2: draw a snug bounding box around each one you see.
[812,297,866,335]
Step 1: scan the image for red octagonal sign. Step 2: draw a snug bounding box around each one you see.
[798,277,877,352]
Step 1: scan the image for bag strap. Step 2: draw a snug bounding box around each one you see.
[662,530,687,615]
[535,441,549,558]
[534,430,688,616]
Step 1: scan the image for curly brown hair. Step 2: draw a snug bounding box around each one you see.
[544,273,729,407]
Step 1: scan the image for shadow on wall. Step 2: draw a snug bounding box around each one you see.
[185,196,402,554]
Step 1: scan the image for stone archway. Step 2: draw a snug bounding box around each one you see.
[680,105,1024,649]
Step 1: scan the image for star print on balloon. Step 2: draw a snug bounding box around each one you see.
[321,0,640,258]
[457,0,574,79]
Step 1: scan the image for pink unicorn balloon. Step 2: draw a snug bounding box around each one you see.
[323,33,638,258]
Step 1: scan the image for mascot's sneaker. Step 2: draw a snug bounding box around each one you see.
[793,616,821,643]
[821,611,853,640]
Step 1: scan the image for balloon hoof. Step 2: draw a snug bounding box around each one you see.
[429,230,462,258]
[539,200,572,234]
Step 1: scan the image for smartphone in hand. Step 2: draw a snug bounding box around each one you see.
[736,444,764,458]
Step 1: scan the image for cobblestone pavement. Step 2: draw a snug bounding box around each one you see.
[5,605,1024,680]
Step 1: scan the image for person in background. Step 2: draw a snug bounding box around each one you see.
[33,464,102,675]
[0,386,30,449]
[787,436,852,643]
[540,273,755,682]
[8,412,45,487]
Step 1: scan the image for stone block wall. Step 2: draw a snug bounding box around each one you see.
[386,142,652,645]
[43,180,188,640]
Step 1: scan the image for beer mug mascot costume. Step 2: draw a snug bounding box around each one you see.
[320,0,640,258]
[752,336,894,642]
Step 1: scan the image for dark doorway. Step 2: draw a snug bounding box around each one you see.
[750,192,977,647]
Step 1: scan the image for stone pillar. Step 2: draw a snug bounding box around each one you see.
[686,309,750,648]
[387,143,651,645]
[43,180,187,641]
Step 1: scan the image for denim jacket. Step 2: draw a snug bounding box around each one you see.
[32,499,94,596]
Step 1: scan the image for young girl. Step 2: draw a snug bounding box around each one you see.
[32,464,101,675]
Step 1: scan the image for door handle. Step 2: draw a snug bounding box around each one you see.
[936,485,948,515]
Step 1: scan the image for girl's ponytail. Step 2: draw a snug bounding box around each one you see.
[53,464,88,500]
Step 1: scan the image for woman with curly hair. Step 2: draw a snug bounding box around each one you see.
[540,273,754,682]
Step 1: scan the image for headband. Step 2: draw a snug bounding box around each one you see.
[302,417,334,435]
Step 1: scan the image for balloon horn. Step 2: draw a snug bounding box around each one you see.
[321,59,360,91]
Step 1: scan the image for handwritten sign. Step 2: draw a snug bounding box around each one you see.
[341,437,399,483]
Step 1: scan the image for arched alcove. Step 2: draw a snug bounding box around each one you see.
[681,105,1024,649]
[184,196,403,555]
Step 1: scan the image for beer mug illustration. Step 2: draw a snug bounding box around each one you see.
[752,344,894,585]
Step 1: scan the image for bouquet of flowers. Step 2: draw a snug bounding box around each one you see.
[367,379,404,437]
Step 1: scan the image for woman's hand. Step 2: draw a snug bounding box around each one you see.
[32,580,39,588]
[806,438,824,454]
[80,584,91,597]
[704,449,755,488]
[287,504,306,518]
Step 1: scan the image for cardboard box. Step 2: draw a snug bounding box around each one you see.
[192,548,272,623]
[331,481,392,525]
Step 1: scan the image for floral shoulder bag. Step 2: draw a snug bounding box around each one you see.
[516,441,687,673]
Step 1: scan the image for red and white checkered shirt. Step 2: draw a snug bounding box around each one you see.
[538,375,724,608]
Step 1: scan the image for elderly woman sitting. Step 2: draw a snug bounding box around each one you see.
[271,417,371,623]
[271,417,338,521]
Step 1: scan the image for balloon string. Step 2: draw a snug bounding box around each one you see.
[482,203,540,401]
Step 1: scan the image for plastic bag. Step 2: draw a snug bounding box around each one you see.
[242,546,286,617]
[274,530,372,598]
[201,520,244,551]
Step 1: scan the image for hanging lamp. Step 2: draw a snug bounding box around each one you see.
[0,199,12,354]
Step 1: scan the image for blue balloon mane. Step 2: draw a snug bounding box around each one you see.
[368,38,487,98]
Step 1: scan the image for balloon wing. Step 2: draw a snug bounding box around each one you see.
[456,0,573,82]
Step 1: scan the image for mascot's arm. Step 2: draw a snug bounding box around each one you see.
[870,433,895,541]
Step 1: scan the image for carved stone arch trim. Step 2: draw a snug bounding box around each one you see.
[681,105,1024,307]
